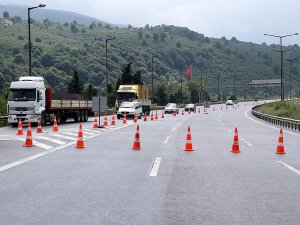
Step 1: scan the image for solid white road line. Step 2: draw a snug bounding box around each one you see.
[245,109,300,136]
[0,142,75,173]
[150,157,162,177]
[277,161,300,175]
[50,133,77,141]
[0,123,135,173]
[241,138,253,147]
[163,136,170,143]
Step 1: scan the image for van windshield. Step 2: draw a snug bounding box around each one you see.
[120,102,135,108]
[8,89,36,101]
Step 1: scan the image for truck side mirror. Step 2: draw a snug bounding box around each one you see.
[37,91,40,102]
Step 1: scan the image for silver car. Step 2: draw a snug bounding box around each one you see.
[164,103,179,114]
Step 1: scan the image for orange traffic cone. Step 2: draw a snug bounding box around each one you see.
[161,111,164,119]
[143,113,147,121]
[23,121,34,147]
[75,123,85,149]
[173,111,176,117]
[123,112,127,124]
[111,114,116,126]
[184,126,194,151]
[155,111,158,120]
[36,116,43,133]
[276,128,285,154]
[150,112,154,121]
[231,127,240,153]
[53,115,59,132]
[188,110,191,114]
[198,108,200,113]
[16,118,23,135]
[182,110,184,115]
[194,108,196,113]
[134,113,137,123]
[132,124,141,150]
[93,117,98,128]
[103,113,108,126]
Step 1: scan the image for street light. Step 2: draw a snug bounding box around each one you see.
[285,59,294,100]
[28,4,46,76]
[264,33,298,101]
[151,55,158,103]
[105,37,115,98]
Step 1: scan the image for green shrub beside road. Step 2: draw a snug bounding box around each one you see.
[260,101,300,120]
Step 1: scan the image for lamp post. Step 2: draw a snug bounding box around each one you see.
[28,4,46,76]
[264,33,298,101]
[151,55,158,103]
[286,59,294,100]
[217,74,220,101]
[105,37,115,98]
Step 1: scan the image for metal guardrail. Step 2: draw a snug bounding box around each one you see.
[252,105,300,131]
[0,116,8,126]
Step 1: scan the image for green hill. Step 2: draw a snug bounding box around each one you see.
[0,11,299,105]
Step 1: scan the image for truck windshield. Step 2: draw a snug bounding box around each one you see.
[8,89,36,101]
[117,93,137,101]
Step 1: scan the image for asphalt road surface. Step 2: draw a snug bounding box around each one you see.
[0,101,299,225]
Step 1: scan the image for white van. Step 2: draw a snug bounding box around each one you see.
[117,102,143,119]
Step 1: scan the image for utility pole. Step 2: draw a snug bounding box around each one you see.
[286,59,293,100]
[264,33,298,101]
[217,74,220,101]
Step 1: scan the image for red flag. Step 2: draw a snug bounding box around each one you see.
[187,65,192,80]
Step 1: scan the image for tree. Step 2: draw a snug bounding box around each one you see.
[3,11,9,19]
[156,85,167,105]
[153,33,159,42]
[160,32,167,42]
[70,23,78,33]
[132,70,143,84]
[120,63,132,84]
[83,83,98,100]
[68,70,83,94]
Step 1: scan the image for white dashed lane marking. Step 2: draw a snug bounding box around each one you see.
[150,157,162,177]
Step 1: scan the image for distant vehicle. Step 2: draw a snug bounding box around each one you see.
[164,103,179,114]
[117,101,142,119]
[184,104,196,112]
[115,84,151,115]
[226,100,234,105]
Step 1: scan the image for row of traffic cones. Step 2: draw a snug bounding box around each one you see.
[17,115,59,136]
[130,125,286,154]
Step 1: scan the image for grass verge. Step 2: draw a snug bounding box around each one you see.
[259,101,300,120]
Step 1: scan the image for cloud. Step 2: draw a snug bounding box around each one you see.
[1,0,299,45]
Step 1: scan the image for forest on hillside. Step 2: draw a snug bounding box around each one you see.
[1,11,300,109]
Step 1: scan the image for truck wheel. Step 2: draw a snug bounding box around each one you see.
[74,111,80,122]
[11,123,18,127]
[41,115,47,126]
[56,112,62,124]
[117,115,121,120]
[84,111,88,122]
[79,111,84,122]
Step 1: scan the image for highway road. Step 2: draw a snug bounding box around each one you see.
[0,101,299,225]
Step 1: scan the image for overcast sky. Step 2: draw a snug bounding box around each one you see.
[1,0,299,45]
